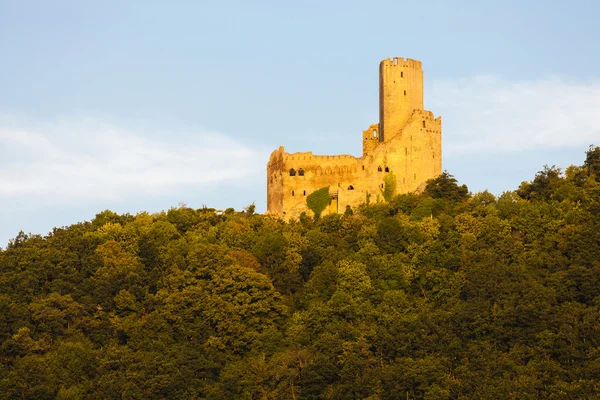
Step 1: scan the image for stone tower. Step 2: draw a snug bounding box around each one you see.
[267,57,441,219]
[379,58,424,142]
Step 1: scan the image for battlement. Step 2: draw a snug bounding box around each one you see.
[410,109,440,121]
[283,153,358,162]
[380,57,422,69]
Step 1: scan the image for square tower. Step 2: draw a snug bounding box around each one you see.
[379,58,424,142]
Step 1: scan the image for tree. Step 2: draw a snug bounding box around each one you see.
[91,241,144,310]
[29,293,86,337]
[424,171,469,201]
[244,203,256,216]
[517,165,563,201]
[375,218,410,253]
[204,264,287,353]
[584,144,600,180]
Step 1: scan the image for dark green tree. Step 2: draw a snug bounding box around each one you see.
[584,144,600,179]
[517,164,564,201]
[424,171,470,201]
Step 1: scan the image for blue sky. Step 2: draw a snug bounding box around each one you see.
[1,0,599,247]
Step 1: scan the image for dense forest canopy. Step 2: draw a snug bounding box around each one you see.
[1,146,600,399]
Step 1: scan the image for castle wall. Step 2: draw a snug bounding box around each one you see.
[362,123,380,155]
[373,110,442,194]
[266,57,442,219]
[267,150,365,217]
[266,147,285,215]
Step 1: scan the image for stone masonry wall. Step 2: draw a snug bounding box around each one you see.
[266,58,442,219]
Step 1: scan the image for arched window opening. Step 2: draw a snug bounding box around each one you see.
[422,120,426,128]
[378,166,382,172]
[373,130,377,137]
[289,168,296,176]
[348,185,354,190]
[298,168,304,176]
[385,167,389,172]
[292,190,295,196]
[362,165,365,170]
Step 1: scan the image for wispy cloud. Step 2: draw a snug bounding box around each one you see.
[0,115,267,201]
[430,76,600,155]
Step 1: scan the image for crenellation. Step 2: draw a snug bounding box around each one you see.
[381,57,422,69]
[267,57,442,219]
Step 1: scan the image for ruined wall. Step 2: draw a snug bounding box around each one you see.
[266,147,285,215]
[371,110,442,195]
[266,57,441,219]
[362,123,380,155]
[267,150,365,217]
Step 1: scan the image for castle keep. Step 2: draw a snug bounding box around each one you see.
[267,57,442,218]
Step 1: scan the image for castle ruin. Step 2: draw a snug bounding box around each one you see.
[267,57,442,218]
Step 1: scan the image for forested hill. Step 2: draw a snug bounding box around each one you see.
[1,147,600,399]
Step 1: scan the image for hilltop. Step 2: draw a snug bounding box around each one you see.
[0,146,599,399]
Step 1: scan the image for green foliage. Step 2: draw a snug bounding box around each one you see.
[244,203,256,216]
[517,164,563,201]
[375,217,411,253]
[382,171,397,201]
[1,149,600,398]
[410,197,439,220]
[344,205,353,216]
[584,144,600,179]
[388,193,420,215]
[306,186,331,219]
[424,170,470,201]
